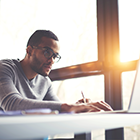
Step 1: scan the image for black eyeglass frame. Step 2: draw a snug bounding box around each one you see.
[31,46,61,63]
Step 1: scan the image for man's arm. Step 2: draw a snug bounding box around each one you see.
[1,92,62,111]
[0,60,113,113]
[0,60,62,112]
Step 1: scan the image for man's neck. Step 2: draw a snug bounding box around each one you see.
[20,59,37,80]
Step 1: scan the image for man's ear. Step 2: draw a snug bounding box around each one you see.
[26,45,33,56]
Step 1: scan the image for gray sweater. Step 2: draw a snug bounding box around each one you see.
[0,59,62,112]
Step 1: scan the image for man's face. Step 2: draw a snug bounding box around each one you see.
[29,37,60,76]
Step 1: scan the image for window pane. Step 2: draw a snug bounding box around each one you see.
[0,0,97,68]
[53,75,104,103]
[118,0,140,62]
[52,75,105,139]
[121,71,136,110]
[121,71,140,139]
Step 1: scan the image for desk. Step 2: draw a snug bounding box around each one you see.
[0,113,140,140]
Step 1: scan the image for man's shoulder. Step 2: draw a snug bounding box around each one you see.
[0,59,19,71]
[0,59,17,65]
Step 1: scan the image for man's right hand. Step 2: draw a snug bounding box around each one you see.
[60,101,113,113]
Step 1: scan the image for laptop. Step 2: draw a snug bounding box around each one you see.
[104,57,140,114]
[123,57,140,113]
[82,57,140,115]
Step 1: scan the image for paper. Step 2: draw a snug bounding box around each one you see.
[0,108,58,116]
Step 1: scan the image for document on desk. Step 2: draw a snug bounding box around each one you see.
[0,108,58,116]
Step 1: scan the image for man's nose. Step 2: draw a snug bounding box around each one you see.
[47,56,55,64]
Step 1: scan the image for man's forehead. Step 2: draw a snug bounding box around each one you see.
[41,36,54,43]
[40,36,60,52]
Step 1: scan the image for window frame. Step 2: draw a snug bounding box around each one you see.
[49,0,138,140]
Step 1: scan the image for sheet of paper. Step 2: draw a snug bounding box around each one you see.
[0,108,58,116]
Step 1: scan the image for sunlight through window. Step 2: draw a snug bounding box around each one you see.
[118,0,140,62]
[0,0,97,69]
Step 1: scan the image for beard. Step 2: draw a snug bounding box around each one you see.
[30,53,51,77]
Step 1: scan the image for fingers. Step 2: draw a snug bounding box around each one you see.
[76,98,92,104]
[89,101,113,111]
[76,99,113,111]
[85,98,92,103]
[61,101,113,113]
[100,101,113,111]
[76,99,85,104]
[71,104,103,113]
[100,101,112,108]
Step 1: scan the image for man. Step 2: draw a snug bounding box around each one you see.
[0,30,112,113]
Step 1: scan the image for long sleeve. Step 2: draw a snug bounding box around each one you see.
[1,92,62,111]
[0,59,62,112]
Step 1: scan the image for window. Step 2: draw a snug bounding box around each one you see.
[121,71,136,110]
[0,0,97,69]
[118,1,140,139]
[118,0,140,62]
[0,0,104,139]
[1,0,139,140]
[52,75,105,139]
[53,75,104,103]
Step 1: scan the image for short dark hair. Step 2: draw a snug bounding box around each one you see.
[27,30,59,47]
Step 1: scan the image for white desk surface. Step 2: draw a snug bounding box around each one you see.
[0,112,140,140]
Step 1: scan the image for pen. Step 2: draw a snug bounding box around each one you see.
[81,91,86,103]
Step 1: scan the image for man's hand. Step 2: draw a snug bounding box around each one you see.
[61,101,113,113]
[88,101,113,111]
[76,98,92,104]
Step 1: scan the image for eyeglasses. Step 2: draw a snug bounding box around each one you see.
[32,46,61,63]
